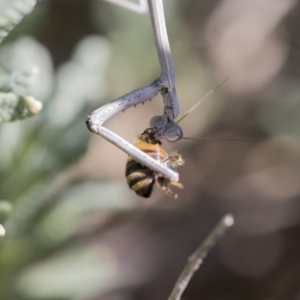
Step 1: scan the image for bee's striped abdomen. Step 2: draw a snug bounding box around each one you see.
[126,128,184,199]
[126,157,155,198]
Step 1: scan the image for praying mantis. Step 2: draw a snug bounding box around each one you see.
[86,0,222,185]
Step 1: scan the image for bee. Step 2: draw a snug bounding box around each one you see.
[125,79,233,199]
[125,128,184,199]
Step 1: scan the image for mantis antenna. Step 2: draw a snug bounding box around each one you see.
[176,77,229,124]
[151,77,255,143]
[150,78,229,142]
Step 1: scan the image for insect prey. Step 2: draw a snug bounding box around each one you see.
[125,128,184,199]
[124,79,229,199]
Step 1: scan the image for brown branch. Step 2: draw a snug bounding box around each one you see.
[167,214,234,300]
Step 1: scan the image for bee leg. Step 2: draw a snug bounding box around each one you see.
[167,151,185,170]
[170,181,184,190]
[156,176,181,199]
[161,152,185,171]
[165,181,184,199]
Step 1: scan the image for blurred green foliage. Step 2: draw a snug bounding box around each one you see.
[0,0,39,44]
[0,1,138,299]
[0,1,43,123]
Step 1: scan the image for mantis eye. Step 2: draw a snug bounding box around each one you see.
[150,115,166,129]
[150,116,183,142]
[163,121,183,142]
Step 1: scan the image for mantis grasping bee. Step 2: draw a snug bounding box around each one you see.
[86,0,227,197]
[86,0,182,183]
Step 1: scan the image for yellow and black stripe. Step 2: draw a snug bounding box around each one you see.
[125,157,155,198]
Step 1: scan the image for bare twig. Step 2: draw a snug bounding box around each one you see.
[167,214,234,300]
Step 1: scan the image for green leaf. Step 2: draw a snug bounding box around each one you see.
[0,0,39,44]
[0,93,42,122]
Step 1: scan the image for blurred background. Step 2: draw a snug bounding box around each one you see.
[0,0,300,299]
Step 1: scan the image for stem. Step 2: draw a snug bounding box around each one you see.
[167,214,234,300]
